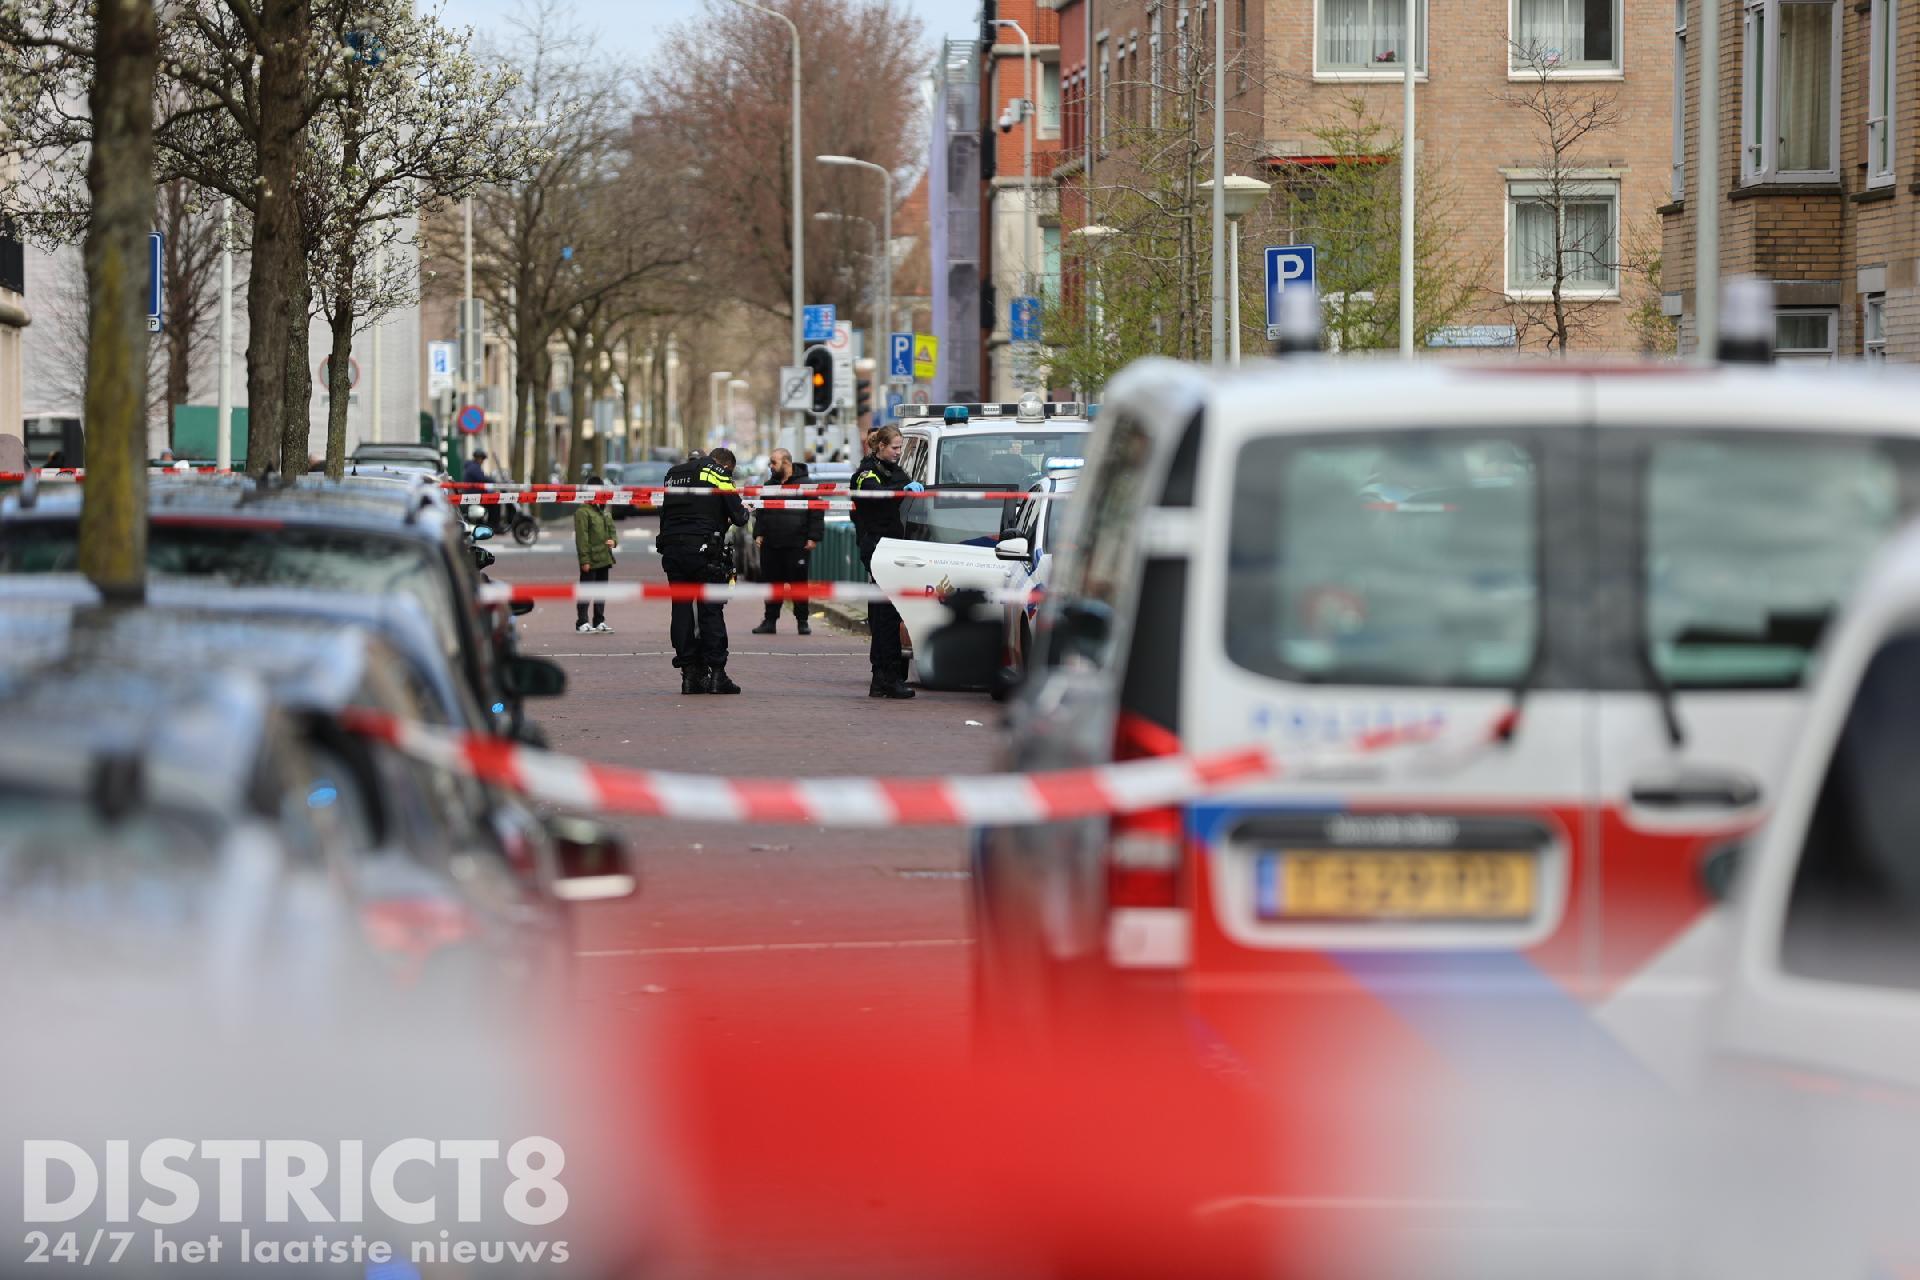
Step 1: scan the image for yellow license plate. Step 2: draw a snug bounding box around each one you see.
[1256,851,1536,921]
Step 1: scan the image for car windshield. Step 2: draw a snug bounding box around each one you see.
[1646,438,1902,687]
[0,523,464,662]
[908,430,1087,546]
[618,462,670,484]
[1227,434,1540,686]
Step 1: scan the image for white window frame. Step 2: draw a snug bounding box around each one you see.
[1867,0,1897,186]
[1504,178,1622,299]
[1095,34,1109,146]
[1039,61,1062,139]
[1314,0,1429,78]
[1774,307,1838,360]
[1149,3,1164,128]
[1741,0,1842,183]
[1509,0,1625,74]
[1672,0,1688,196]
[1864,294,1888,360]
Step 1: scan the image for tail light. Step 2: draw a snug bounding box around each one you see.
[1105,714,1192,969]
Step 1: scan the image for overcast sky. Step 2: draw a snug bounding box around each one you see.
[439,0,982,68]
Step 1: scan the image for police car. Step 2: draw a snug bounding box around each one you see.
[867,398,1090,689]
[975,351,1920,1231]
[993,465,1078,690]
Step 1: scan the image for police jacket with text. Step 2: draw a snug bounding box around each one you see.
[657,455,748,550]
[851,452,911,564]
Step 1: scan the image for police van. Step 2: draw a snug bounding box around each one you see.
[867,399,1090,689]
[977,354,1920,1117]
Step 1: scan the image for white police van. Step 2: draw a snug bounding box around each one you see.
[868,399,1090,689]
[978,354,1920,1150]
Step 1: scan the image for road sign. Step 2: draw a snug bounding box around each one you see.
[829,321,855,409]
[1264,244,1317,340]
[146,232,163,333]
[912,334,938,381]
[457,404,485,435]
[319,355,361,390]
[1426,324,1519,348]
[779,364,811,411]
[803,304,836,343]
[1010,296,1041,342]
[427,341,456,394]
[888,332,914,380]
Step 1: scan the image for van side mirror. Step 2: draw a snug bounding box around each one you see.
[546,817,636,901]
[995,536,1031,562]
[501,654,567,698]
[472,524,494,540]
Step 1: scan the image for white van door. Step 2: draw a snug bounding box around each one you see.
[869,536,1013,687]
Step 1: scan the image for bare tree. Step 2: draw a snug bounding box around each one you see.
[157,179,227,431]
[1495,48,1629,352]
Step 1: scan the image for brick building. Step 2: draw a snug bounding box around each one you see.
[1661,0,1918,359]
[1039,0,1674,354]
[984,1,1067,397]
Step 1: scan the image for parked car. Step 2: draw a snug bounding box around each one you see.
[349,442,447,479]
[608,459,671,519]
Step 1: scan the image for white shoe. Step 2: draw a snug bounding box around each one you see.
[576,622,594,633]
[594,621,613,633]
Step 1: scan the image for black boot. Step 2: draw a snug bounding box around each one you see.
[869,667,916,699]
[752,618,777,635]
[681,666,707,695]
[795,618,811,635]
[705,667,742,695]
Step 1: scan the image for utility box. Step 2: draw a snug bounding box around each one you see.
[170,405,248,462]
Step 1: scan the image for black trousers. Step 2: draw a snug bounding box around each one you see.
[576,564,608,626]
[868,576,903,679]
[662,547,729,670]
[760,544,811,621]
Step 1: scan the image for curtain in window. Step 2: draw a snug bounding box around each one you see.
[1324,0,1405,63]
[1516,0,1570,60]
[1777,1,1833,170]
[1565,200,1613,283]
[1511,200,1556,285]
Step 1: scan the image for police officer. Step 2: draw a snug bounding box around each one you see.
[750,449,822,636]
[852,425,921,699]
[657,446,749,694]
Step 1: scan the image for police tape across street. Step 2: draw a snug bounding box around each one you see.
[477,580,1039,607]
[337,707,1502,827]
[444,484,1071,504]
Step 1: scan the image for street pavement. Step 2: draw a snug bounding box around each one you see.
[499,525,1014,1276]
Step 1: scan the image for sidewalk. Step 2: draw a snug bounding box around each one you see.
[815,598,868,637]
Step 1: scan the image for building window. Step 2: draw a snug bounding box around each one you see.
[1237,0,1250,89]
[1039,61,1062,138]
[1506,181,1620,295]
[1149,4,1164,127]
[1775,308,1837,360]
[1864,294,1887,360]
[1512,0,1620,69]
[1095,36,1109,145]
[1867,0,1897,185]
[1672,0,1687,196]
[1742,0,1839,181]
[1042,226,1062,304]
[1318,0,1428,71]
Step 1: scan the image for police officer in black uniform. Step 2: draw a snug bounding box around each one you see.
[750,449,823,636]
[852,425,919,700]
[656,446,750,694]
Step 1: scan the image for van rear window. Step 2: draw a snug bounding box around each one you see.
[1227,435,1540,686]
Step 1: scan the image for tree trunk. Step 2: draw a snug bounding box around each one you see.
[531,347,553,483]
[78,0,157,601]
[512,349,536,484]
[565,335,591,482]
[324,286,355,478]
[245,0,310,476]
[160,185,191,441]
[282,251,313,474]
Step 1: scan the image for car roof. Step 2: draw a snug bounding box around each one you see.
[2,475,458,537]
[901,419,1093,437]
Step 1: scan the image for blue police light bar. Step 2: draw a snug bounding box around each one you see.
[1042,456,1085,472]
[891,402,1087,421]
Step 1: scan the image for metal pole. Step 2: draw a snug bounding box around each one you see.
[216,198,232,472]
[1229,217,1242,366]
[463,195,475,415]
[881,166,892,379]
[1695,0,1720,357]
[370,248,384,442]
[1398,0,1416,355]
[726,1,802,443]
[1210,0,1227,365]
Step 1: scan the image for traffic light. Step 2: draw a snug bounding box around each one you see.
[804,345,834,416]
[856,376,873,424]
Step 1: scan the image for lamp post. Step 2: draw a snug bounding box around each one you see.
[1205,175,1272,366]
[216,198,232,472]
[1399,0,1418,355]
[708,370,732,448]
[726,0,803,369]
[1210,0,1227,365]
[813,209,882,354]
[988,18,1035,390]
[815,155,892,353]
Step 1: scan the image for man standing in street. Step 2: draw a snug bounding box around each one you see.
[657,447,749,694]
[463,449,490,484]
[750,449,822,636]
[574,485,618,634]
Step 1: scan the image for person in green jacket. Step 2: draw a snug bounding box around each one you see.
[573,483,619,633]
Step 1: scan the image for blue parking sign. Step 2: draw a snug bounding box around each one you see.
[1010,296,1041,342]
[889,332,913,379]
[803,305,836,343]
[1263,245,1317,336]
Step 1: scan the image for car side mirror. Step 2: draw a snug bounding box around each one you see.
[500,654,567,698]
[1699,840,1743,903]
[546,817,636,901]
[470,546,496,570]
[472,524,494,540]
[995,536,1031,562]
[509,600,535,617]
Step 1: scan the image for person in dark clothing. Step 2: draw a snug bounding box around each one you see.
[852,425,922,699]
[751,449,823,636]
[462,450,490,484]
[656,447,750,694]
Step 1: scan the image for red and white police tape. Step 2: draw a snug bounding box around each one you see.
[476,580,1037,606]
[444,483,1066,503]
[338,708,1495,827]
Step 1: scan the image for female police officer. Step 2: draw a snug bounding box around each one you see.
[851,425,920,700]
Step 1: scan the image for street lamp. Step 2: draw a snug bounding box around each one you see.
[726,0,804,370]
[988,18,1036,391]
[1203,174,1272,366]
[813,210,881,362]
[815,155,892,354]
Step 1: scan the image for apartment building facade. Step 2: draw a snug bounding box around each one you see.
[1041,0,1673,354]
[983,1,1067,398]
[1661,0,1919,359]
